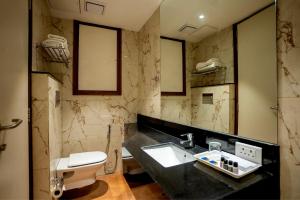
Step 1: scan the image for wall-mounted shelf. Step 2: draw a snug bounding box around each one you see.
[191,83,235,89]
[38,45,70,68]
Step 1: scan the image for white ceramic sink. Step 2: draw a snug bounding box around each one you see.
[141,142,195,168]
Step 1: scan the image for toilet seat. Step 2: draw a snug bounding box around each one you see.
[122,147,133,160]
[57,151,107,172]
[68,151,107,167]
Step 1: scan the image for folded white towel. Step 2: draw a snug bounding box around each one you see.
[42,39,65,48]
[196,63,217,73]
[48,34,67,44]
[195,58,223,72]
[196,62,209,70]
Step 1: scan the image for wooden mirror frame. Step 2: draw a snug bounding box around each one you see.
[73,20,122,95]
[161,36,186,96]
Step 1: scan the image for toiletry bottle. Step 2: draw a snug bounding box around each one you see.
[223,159,228,170]
[220,156,225,168]
[228,160,233,172]
[233,162,238,174]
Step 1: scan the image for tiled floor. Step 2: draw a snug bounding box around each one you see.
[60,173,169,200]
[60,174,136,200]
[125,173,169,200]
[131,183,169,200]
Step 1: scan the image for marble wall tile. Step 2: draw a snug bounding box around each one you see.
[191,27,234,87]
[61,99,124,174]
[160,42,193,125]
[48,77,62,181]
[278,0,300,98]
[32,73,62,200]
[278,98,300,199]
[51,18,140,175]
[138,8,161,118]
[32,0,66,81]
[277,0,300,199]
[32,0,52,72]
[161,98,191,125]
[191,84,235,134]
[33,169,50,200]
[32,75,49,171]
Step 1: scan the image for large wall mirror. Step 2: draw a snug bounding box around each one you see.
[160,0,277,143]
[161,37,186,96]
[73,20,122,95]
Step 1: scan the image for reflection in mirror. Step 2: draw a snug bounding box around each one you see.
[161,37,186,96]
[160,0,276,143]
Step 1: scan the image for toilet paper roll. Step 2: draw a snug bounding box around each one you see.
[51,180,63,199]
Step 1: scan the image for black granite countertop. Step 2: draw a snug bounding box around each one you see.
[124,125,274,200]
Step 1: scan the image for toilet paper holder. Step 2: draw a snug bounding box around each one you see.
[50,176,64,199]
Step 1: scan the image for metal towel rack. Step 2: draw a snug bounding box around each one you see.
[0,119,23,131]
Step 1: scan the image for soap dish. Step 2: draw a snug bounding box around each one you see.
[194,151,261,179]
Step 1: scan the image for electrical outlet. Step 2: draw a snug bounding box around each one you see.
[235,142,262,164]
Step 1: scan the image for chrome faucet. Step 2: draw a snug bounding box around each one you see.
[180,133,194,148]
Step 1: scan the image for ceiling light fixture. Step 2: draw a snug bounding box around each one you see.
[198,14,205,20]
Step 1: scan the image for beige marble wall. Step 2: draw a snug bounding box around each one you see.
[138,8,161,118]
[191,84,235,134]
[50,18,140,175]
[32,0,67,82]
[32,74,50,200]
[277,0,300,199]
[48,77,62,181]
[191,27,234,87]
[32,73,62,200]
[160,42,193,125]
[32,0,52,72]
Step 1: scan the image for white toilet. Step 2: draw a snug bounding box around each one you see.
[122,147,144,175]
[56,151,107,191]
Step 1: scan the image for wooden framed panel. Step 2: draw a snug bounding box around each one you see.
[160,36,186,96]
[73,20,122,95]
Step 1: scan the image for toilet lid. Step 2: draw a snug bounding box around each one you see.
[68,151,107,167]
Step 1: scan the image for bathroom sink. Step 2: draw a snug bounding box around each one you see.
[141,142,195,168]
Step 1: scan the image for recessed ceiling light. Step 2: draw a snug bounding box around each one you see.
[199,14,205,19]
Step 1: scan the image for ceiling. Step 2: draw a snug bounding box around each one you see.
[160,0,274,42]
[47,0,162,31]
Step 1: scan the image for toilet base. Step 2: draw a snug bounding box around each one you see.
[56,157,106,191]
[64,177,96,191]
[123,157,144,175]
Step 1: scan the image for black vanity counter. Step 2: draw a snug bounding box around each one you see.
[124,118,279,200]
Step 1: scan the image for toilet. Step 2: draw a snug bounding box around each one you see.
[122,147,144,175]
[56,151,107,191]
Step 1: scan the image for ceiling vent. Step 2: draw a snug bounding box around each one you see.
[178,24,198,34]
[190,25,218,41]
[84,0,105,15]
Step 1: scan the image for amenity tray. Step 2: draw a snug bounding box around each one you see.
[194,151,261,179]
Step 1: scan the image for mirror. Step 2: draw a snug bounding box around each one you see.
[160,0,277,143]
[161,37,186,96]
[73,21,122,95]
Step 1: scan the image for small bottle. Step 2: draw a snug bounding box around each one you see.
[220,156,225,168]
[223,159,228,170]
[233,162,239,174]
[228,160,233,172]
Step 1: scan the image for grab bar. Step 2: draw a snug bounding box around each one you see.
[0,119,23,131]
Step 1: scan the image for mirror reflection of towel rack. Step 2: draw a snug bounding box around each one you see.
[0,119,23,152]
